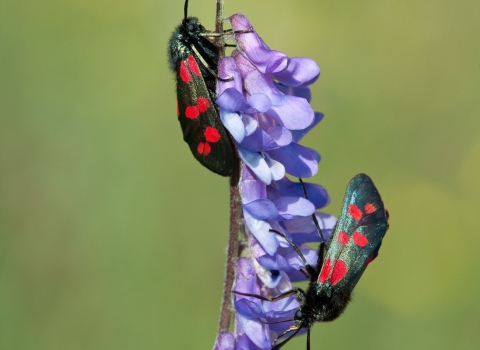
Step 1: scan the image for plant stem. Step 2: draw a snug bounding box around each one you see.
[215,0,225,59]
[216,0,241,334]
[218,170,241,333]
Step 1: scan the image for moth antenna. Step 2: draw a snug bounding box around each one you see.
[258,318,294,325]
[299,177,325,242]
[269,229,308,267]
[184,0,189,20]
[269,229,317,278]
[233,289,297,303]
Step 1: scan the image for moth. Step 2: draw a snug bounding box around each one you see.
[167,0,235,176]
[237,174,390,349]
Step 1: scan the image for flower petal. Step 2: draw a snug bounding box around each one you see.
[243,210,278,256]
[291,112,324,143]
[216,88,250,112]
[269,176,330,209]
[267,126,292,147]
[257,253,298,272]
[220,110,245,143]
[235,258,261,295]
[283,213,337,242]
[275,82,312,102]
[247,93,272,113]
[213,332,236,350]
[218,57,243,95]
[264,154,285,181]
[234,258,272,349]
[236,305,271,349]
[267,143,319,178]
[273,57,320,87]
[243,199,281,221]
[243,114,258,136]
[234,52,314,130]
[282,246,318,268]
[287,233,322,245]
[239,127,277,153]
[238,148,272,185]
[236,298,267,321]
[241,164,267,203]
[235,317,259,350]
[265,95,314,130]
[273,196,315,218]
[253,259,283,289]
[230,14,288,74]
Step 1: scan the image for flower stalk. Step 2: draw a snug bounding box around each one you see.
[215,0,226,59]
[218,175,242,333]
[216,0,242,335]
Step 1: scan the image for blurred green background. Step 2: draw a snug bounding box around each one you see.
[1,0,479,349]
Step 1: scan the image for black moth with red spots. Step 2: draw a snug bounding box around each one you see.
[167,0,235,176]
[237,174,389,349]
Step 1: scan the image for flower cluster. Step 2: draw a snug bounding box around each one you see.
[214,14,336,350]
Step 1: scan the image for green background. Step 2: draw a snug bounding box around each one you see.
[1,0,479,349]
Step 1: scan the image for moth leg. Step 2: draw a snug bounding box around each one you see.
[200,29,252,37]
[217,75,234,82]
[299,268,312,279]
[232,29,253,34]
[306,328,311,350]
[259,318,294,325]
[196,59,233,82]
[191,51,231,81]
[271,326,302,350]
[233,289,298,303]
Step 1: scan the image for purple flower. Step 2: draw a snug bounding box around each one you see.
[214,14,337,349]
[233,164,335,349]
[216,14,321,185]
[214,332,236,350]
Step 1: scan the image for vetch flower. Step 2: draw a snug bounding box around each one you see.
[214,332,237,350]
[216,14,321,186]
[232,164,335,348]
[214,13,337,349]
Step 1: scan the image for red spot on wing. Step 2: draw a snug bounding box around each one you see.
[204,127,221,143]
[330,260,348,285]
[318,258,331,283]
[179,61,191,83]
[185,106,199,119]
[197,97,210,112]
[337,231,349,246]
[187,55,201,76]
[364,203,376,214]
[176,100,180,117]
[197,142,211,156]
[348,204,362,221]
[353,232,368,247]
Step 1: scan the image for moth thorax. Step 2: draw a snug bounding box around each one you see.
[315,283,333,298]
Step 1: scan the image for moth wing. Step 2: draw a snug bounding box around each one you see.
[176,56,234,176]
[317,174,389,292]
